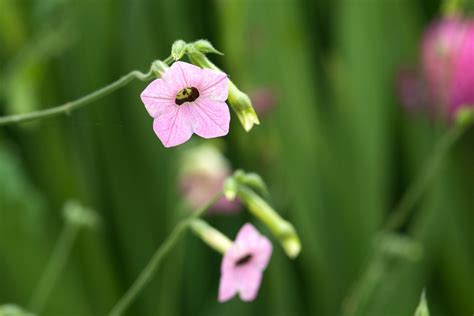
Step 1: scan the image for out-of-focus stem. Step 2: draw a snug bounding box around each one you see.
[29,222,80,313]
[343,119,470,316]
[384,122,468,231]
[108,192,223,316]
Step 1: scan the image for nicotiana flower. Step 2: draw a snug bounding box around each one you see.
[219,223,272,302]
[179,144,240,213]
[140,61,230,147]
[421,18,474,117]
[395,67,428,112]
[249,88,277,116]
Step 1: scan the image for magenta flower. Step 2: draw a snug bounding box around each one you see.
[219,223,272,302]
[140,61,230,147]
[421,18,474,117]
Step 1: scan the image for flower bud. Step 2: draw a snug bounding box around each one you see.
[233,170,268,196]
[63,200,99,229]
[223,177,239,201]
[186,51,260,131]
[421,18,474,118]
[189,39,223,55]
[189,218,232,254]
[455,106,474,127]
[171,40,187,61]
[227,83,260,132]
[236,185,301,258]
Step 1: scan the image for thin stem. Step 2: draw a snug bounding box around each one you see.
[383,122,467,231]
[0,56,174,126]
[342,122,469,316]
[108,192,223,316]
[29,222,80,313]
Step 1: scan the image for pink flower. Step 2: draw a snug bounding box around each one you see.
[421,18,474,117]
[179,144,240,213]
[395,67,428,111]
[249,88,277,116]
[219,223,272,302]
[140,61,230,147]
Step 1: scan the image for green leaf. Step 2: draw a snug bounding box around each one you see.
[414,290,429,316]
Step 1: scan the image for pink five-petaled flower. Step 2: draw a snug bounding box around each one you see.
[219,223,272,302]
[140,61,230,148]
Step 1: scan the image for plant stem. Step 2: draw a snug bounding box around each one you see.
[108,192,223,316]
[383,122,467,231]
[0,56,175,126]
[29,222,80,313]
[342,122,469,316]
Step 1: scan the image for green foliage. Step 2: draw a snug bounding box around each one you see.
[1,0,473,316]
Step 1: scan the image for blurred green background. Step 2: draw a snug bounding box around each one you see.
[0,0,473,315]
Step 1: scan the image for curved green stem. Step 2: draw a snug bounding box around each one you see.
[384,122,467,231]
[29,222,80,313]
[0,57,174,126]
[108,192,223,316]
[342,121,470,316]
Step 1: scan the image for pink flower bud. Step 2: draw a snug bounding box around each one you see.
[421,18,474,117]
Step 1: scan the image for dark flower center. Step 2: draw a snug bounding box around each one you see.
[235,254,253,266]
[175,87,200,105]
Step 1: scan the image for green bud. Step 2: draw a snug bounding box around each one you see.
[414,290,429,316]
[455,106,474,128]
[63,200,99,229]
[223,177,239,201]
[234,170,268,196]
[236,185,301,258]
[151,60,170,77]
[171,40,187,61]
[190,218,232,254]
[0,304,35,316]
[189,39,224,55]
[187,52,260,132]
[227,82,260,132]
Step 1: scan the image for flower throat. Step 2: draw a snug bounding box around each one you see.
[175,87,200,105]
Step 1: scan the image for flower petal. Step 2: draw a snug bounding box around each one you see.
[163,61,203,90]
[449,23,474,115]
[140,79,177,117]
[198,68,229,102]
[153,106,193,147]
[254,236,273,270]
[235,223,261,247]
[218,270,238,302]
[237,266,263,302]
[188,98,230,138]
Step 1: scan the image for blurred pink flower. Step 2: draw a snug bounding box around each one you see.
[179,144,240,213]
[140,61,230,147]
[421,18,474,117]
[249,88,277,116]
[395,67,427,111]
[219,223,272,302]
